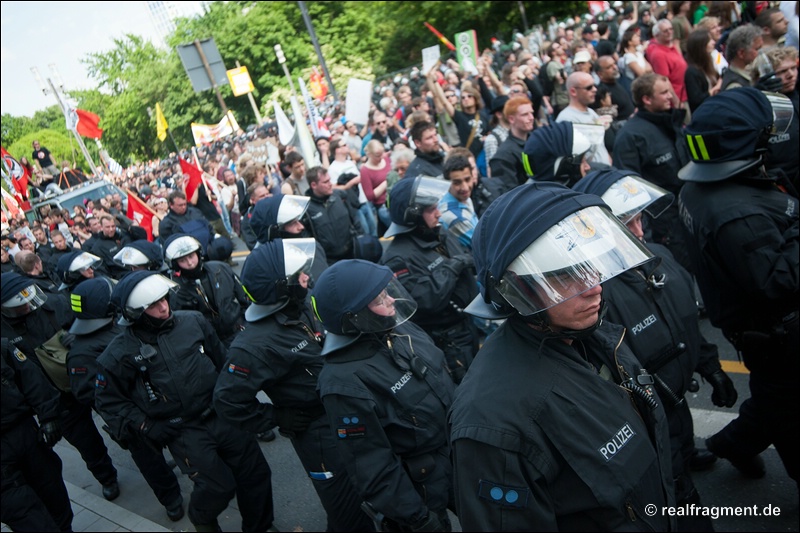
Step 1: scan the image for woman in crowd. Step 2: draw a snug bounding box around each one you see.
[619,28,653,82]
[360,140,392,231]
[685,29,722,112]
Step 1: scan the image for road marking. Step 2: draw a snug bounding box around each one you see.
[720,360,749,374]
[232,250,251,258]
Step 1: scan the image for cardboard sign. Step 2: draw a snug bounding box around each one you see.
[455,30,479,75]
[345,79,373,126]
[422,45,441,76]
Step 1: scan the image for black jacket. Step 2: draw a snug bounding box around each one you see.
[95,311,226,441]
[449,318,675,531]
[67,323,122,407]
[158,206,212,242]
[214,306,325,435]
[381,229,477,330]
[306,190,360,262]
[405,149,445,180]
[89,230,132,279]
[489,133,528,193]
[318,322,455,525]
[169,261,247,342]
[1,339,61,430]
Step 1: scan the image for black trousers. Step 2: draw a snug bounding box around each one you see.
[1,417,73,532]
[290,415,375,531]
[127,433,182,507]
[60,392,117,486]
[167,414,274,531]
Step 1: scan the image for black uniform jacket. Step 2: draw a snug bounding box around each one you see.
[449,318,675,531]
[2,340,61,430]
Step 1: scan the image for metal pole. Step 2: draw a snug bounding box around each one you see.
[297,1,339,102]
[236,61,264,125]
[518,1,529,34]
[194,40,235,134]
[46,78,101,178]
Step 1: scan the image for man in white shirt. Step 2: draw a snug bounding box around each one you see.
[556,72,612,165]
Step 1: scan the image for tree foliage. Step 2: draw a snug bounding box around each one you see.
[4,1,586,164]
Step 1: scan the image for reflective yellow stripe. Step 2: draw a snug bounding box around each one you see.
[310,296,322,322]
[686,135,699,161]
[241,285,256,303]
[70,294,82,312]
[694,135,710,160]
[522,153,534,177]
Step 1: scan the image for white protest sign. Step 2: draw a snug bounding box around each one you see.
[345,78,373,126]
[422,45,441,76]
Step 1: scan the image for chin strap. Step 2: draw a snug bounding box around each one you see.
[525,300,608,342]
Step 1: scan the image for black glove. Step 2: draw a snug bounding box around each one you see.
[410,511,447,532]
[140,418,180,447]
[39,418,63,447]
[705,369,737,408]
[755,73,783,93]
[273,407,318,435]
[449,253,474,274]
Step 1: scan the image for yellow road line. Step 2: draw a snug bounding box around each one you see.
[720,360,749,374]
[232,250,251,258]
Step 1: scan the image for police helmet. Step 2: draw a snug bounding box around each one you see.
[522,122,593,187]
[240,238,317,321]
[56,251,102,289]
[111,271,177,325]
[679,88,794,182]
[311,260,417,354]
[467,182,653,326]
[163,234,203,272]
[69,277,115,335]
[385,176,451,237]
[573,168,674,223]
[114,240,164,271]
[250,194,310,244]
[1,272,47,318]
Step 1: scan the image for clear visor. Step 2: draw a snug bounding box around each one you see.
[277,195,310,226]
[1,284,48,318]
[165,236,201,261]
[412,177,451,208]
[348,278,418,333]
[764,92,794,135]
[71,252,102,273]
[124,275,177,321]
[601,175,674,223]
[282,238,316,283]
[498,206,653,316]
[114,247,149,267]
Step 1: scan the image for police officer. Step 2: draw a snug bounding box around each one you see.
[163,233,247,347]
[55,250,107,292]
[678,87,798,483]
[522,120,594,187]
[312,260,455,532]
[381,176,478,384]
[113,239,166,272]
[67,278,184,522]
[95,271,275,532]
[89,215,134,279]
[449,182,675,530]
[1,337,72,531]
[1,272,121,502]
[249,193,329,280]
[574,169,738,531]
[213,239,373,531]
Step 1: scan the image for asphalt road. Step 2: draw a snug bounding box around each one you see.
[54,237,798,532]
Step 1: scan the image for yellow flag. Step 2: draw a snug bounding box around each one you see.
[155,103,168,141]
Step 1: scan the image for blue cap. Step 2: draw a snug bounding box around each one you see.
[69,278,115,335]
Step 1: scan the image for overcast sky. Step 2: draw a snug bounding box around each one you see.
[1,1,162,117]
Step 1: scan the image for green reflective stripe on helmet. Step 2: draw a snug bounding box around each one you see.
[242,284,256,303]
[694,135,710,160]
[686,135,699,161]
[70,294,82,313]
[522,152,534,176]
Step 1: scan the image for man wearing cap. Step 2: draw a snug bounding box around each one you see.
[678,88,799,483]
[95,271,275,532]
[448,182,675,530]
[489,95,537,193]
[67,278,185,522]
[214,239,373,532]
[613,73,692,270]
[381,176,478,383]
[1,272,121,502]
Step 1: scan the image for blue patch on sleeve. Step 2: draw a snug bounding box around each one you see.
[95,373,107,389]
[337,415,366,439]
[477,480,530,508]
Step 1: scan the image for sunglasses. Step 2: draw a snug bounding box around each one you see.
[375,120,387,125]
[578,85,597,91]
[445,93,457,98]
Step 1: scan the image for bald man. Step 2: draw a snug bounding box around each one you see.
[556,72,612,165]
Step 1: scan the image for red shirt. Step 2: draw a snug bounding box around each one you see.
[646,42,688,102]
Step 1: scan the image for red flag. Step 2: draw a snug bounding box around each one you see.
[179,158,203,203]
[126,190,155,241]
[75,109,104,139]
[1,146,30,201]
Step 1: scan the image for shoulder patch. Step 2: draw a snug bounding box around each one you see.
[13,347,26,362]
[95,373,107,389]
[384,258,410,279]
[337,415,366,439]
[227,363,250,378]
[477,480,530,509]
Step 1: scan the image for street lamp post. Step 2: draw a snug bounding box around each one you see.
[274,44,300,102]
[30,65,101,178]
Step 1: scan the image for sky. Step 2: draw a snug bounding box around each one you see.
[1,1,163,117]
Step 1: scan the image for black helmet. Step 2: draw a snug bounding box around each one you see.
[679,88,794,183]
[385,176,450,237]
[56,251,102,290]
